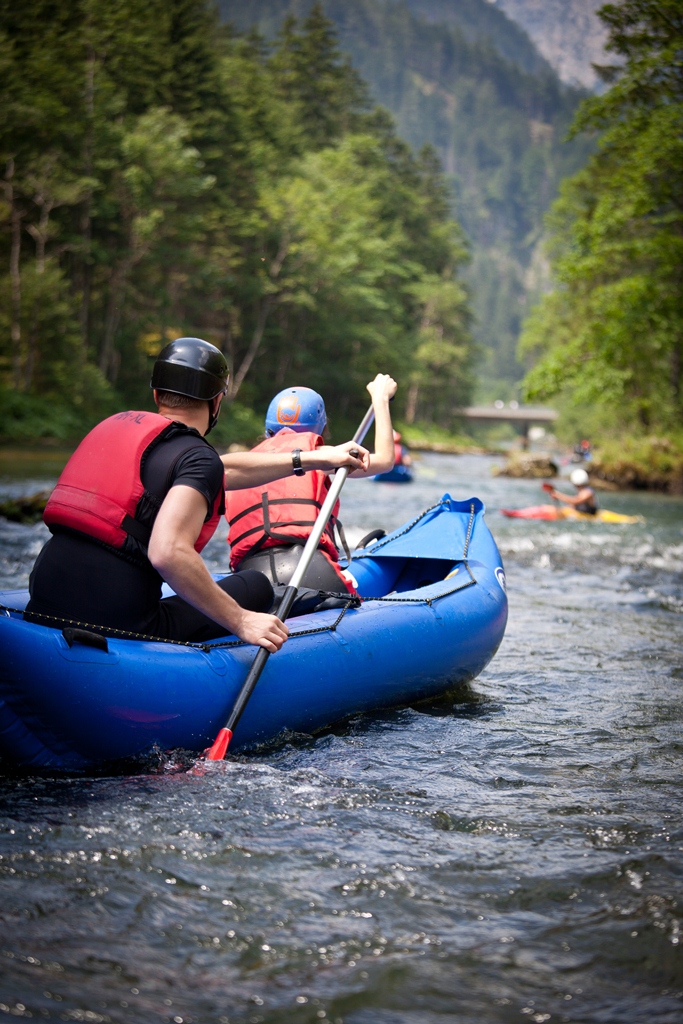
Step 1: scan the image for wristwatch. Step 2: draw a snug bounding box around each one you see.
[291,449,305,476]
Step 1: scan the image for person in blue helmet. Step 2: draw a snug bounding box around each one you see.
[224,374,398,593]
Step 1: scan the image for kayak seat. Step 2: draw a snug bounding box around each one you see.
[345,555,404,597]
[348,555,458,598]
[238,545,344,592]
[391,558,459,594]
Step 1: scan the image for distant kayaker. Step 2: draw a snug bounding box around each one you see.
[545,468,597,515]
[572,439,593,463]
[26,338,368,649]
[225,374,398,593]
[393,430,412,469]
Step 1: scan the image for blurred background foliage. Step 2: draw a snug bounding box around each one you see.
[218,0,594,403]
[1,0,680,464]
[0,0,474,443]
[520,0,683,441]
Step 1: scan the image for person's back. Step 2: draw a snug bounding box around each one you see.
[28,412,228,635]
[26,339,277,643]
[27,338,371,650]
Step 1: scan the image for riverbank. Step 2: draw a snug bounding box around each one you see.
[0,445,73,480]
[398,422,503,455]
[589,435,683,495]
[485,434,683,494]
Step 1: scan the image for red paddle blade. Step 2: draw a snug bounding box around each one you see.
[205,727,233,761]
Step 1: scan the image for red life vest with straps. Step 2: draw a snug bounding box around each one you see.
[225,428,342,569]
[43,410,223,557]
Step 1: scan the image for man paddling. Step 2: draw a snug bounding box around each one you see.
[225,374,397,593]
[26,338,368,648]
[545,468,597,515]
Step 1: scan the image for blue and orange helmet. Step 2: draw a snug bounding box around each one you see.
[265,387,326,437]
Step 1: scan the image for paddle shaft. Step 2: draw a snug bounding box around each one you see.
[206,404,376,759]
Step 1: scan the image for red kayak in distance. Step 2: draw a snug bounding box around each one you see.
[501,504,560,520]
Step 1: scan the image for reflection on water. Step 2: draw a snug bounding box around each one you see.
[1,453,682,1023]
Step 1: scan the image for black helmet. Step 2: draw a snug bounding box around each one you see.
[151,337,229,401]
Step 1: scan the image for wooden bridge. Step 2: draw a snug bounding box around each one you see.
[460,405,558,446]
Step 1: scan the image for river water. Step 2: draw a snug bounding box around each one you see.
[1,452,682,1023]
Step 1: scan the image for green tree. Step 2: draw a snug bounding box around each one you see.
[0,0,474,439]
[218,0,592,397]
[97,107,215,380]
[270,2,368,150]
[520,0,683,431]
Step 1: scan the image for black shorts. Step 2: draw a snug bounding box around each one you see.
[26,532,273,643]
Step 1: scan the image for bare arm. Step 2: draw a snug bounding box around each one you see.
[221,441,369,489]
[350,373,398,478]
[148,485,289,651]
[550,487,593,508]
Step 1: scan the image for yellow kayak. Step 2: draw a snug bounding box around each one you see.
[501,504,645,524]
[565,508,645,524]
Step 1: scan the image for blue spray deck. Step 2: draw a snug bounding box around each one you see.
[0,497,507,771]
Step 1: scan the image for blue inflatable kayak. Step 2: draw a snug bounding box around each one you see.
[374,464,413,483]
[0,496,507,771]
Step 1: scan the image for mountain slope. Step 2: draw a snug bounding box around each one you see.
[218,0,591,393]
[493,0,608,89]
[398,0,551,75]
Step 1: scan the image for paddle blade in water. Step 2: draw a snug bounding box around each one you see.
[205,728,232,761]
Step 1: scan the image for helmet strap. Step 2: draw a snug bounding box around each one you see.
[206,397,221,435]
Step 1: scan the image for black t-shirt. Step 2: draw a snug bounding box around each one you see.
[143,427,224,513]
[26,425,225,633]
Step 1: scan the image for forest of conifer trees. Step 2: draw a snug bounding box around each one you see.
[0,0,474,442]
[1,0,681,481]
[219,0,593,399]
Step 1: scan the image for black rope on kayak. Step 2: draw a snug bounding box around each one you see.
[0,600,359,654]
[200,600,357,651]
[352,501,476,562]
[352,499,448,558]
[463,503,475,558]
[0,566,477,654]
[0,502,480,652]
[0,604,214,649]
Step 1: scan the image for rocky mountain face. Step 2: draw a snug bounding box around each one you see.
[490,0,608,89]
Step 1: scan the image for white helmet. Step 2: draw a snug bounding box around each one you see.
[570,468,589,487]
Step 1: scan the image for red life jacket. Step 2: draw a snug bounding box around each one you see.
[394,439,403,466]
[44,410,223,557]
[225,428,343,569]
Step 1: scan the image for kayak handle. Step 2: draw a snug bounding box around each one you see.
[357,528,386,549]
[63,627,109,653]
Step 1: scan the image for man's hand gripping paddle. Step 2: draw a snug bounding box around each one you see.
[205,404,376,760]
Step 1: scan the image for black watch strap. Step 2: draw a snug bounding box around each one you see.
[291,449,305,476]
